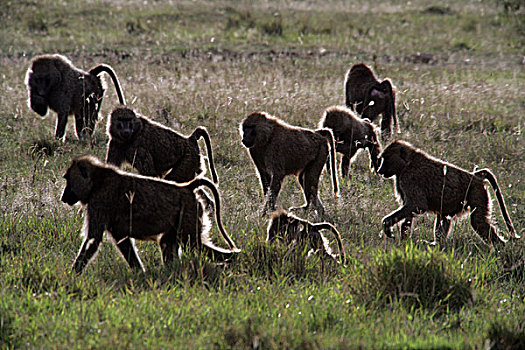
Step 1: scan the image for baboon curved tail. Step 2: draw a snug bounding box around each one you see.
[191,127,219,184]
[315,128,339,196]
[89,64,126,105]
[475,169,519,239]
[186,178,240,251]
[313,223,346,265]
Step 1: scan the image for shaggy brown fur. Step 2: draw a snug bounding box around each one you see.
[344,63,397,135]
[106,107,218,184]
[319,105,382,177]
[61,156,238,274]
[25,54,126,140]
[377,140,519,245]
[240,111,338,216]
[267,210,346,264]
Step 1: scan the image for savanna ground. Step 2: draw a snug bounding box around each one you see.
[1,0,524,348]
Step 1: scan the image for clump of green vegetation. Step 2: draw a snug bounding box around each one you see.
[355,243,473,313]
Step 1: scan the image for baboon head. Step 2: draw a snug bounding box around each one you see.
[377,140,411,178]
[61,156,100,205]
[25,59,61,116]
[240,112,274,148]
[108,107,143,143]
[362,80,395,121]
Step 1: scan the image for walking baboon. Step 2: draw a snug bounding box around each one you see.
[240,111,338,216]
[61,155,239,274]
[267,210,346,264]
[25,54,126,140]
[319,105,382,178]
[106,107,218,184]
[344,63,397,135]
[377,140,520,245]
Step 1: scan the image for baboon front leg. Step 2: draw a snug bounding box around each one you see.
[400,216,413,240]
[256,166,271,197]
[382,205,422,238]
[72,224,104,274]
[433,214,451,243]
[55,112,69,140]
[263,174,284,214]
[115,237,144,271]
[380,113,393,136]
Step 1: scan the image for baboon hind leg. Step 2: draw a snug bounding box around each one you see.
[115,237,144,271]
[470,207,506,245]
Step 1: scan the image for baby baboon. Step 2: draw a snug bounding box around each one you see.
[61,155,239,274]
[240,111,338,216]
[319,105,382,178]
[344,63,397,135]
[106,107,218,184]
[377,140,520,245]
[25,54,126,140]
[267,210,346,264]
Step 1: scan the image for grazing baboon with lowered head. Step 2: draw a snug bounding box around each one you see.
[267,210,346,264]
[377,140,520,245]
[61,155,239,274]
[344,63,397,135]
[319,105,382,178]
[106,107,218,184]
[240,111,338,216]
[25,54,126,140]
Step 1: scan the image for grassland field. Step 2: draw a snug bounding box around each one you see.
[0,0,524,348]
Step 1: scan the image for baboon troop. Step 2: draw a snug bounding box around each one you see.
[267,210,346,264]
[319,105,382,178]
[61,156,239,273]
[106,107,218,184]
[240,111,339,216]
[25,54,126,140]
[17,51,518,275]
[377,140,519,245]
[344,63,397,136]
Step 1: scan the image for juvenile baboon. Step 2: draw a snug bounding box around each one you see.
[319,105,382,178]
[267,210,346,264]
[344,63,397,135]
[25,54,126,140]
[106,107,218,184]
[377,140,520,245]
[240,111,338,216]
[61,155,239,274]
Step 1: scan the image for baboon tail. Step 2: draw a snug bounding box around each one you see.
[191,127,219,184]
[316,128,339,196]
[314,223,346,265]
[475,169,519,239]
[89,64,126,105]
[186,178,240,250]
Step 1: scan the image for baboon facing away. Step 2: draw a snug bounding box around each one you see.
[61,155,239,274]
[25,54,126,140]
[344,63,397,135]
[377,140,520,245]
[267,210,346,264]
[319,105,382,178]
[106,107,218,184]
[240,111,339,216]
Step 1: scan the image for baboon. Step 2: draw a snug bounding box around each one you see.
[240,111,338,216]
[319,105,382,178]
[267,210,346,264]
[25,54,126,140]
[61,155,239,274]
[377,140,520,245]
[106,107,218,184]
[344,63,397,135]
